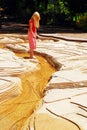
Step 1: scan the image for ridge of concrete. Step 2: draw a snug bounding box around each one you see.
[38,34,87,42]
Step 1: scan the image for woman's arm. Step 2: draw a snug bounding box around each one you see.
[29,21,35,38]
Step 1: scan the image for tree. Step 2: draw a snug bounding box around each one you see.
[66,0,87,15]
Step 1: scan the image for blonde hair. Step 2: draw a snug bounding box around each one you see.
[32,11,40,28]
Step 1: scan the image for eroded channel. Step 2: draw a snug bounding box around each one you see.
[0,52,56,130]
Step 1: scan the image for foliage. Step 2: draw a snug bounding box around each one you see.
[75,14,87,31]
[0,0,87,30]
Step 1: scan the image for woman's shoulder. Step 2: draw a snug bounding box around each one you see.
[29,18,34,23]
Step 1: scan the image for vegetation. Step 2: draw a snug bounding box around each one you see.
[0,0,87,30]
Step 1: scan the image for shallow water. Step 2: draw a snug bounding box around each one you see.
[0,52,55,130]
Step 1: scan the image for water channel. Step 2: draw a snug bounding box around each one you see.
[0,52,56,130]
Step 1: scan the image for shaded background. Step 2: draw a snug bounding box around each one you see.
[0,0,87,31]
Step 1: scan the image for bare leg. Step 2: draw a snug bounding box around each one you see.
[30,48,34,58]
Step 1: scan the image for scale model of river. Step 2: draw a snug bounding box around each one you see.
[0,52,56,130]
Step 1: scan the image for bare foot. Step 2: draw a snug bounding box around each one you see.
[29,56,37,59]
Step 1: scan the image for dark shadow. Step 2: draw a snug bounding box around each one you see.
[0,22,87,35]
[38,25,87,34]
[0,22,28,34]
[23,56,30,59]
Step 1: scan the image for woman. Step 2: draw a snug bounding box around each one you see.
[28,11,40,58]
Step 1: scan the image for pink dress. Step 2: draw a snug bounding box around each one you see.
[28,19,37,49]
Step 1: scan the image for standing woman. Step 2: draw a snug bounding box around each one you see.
[28,11,40,58]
